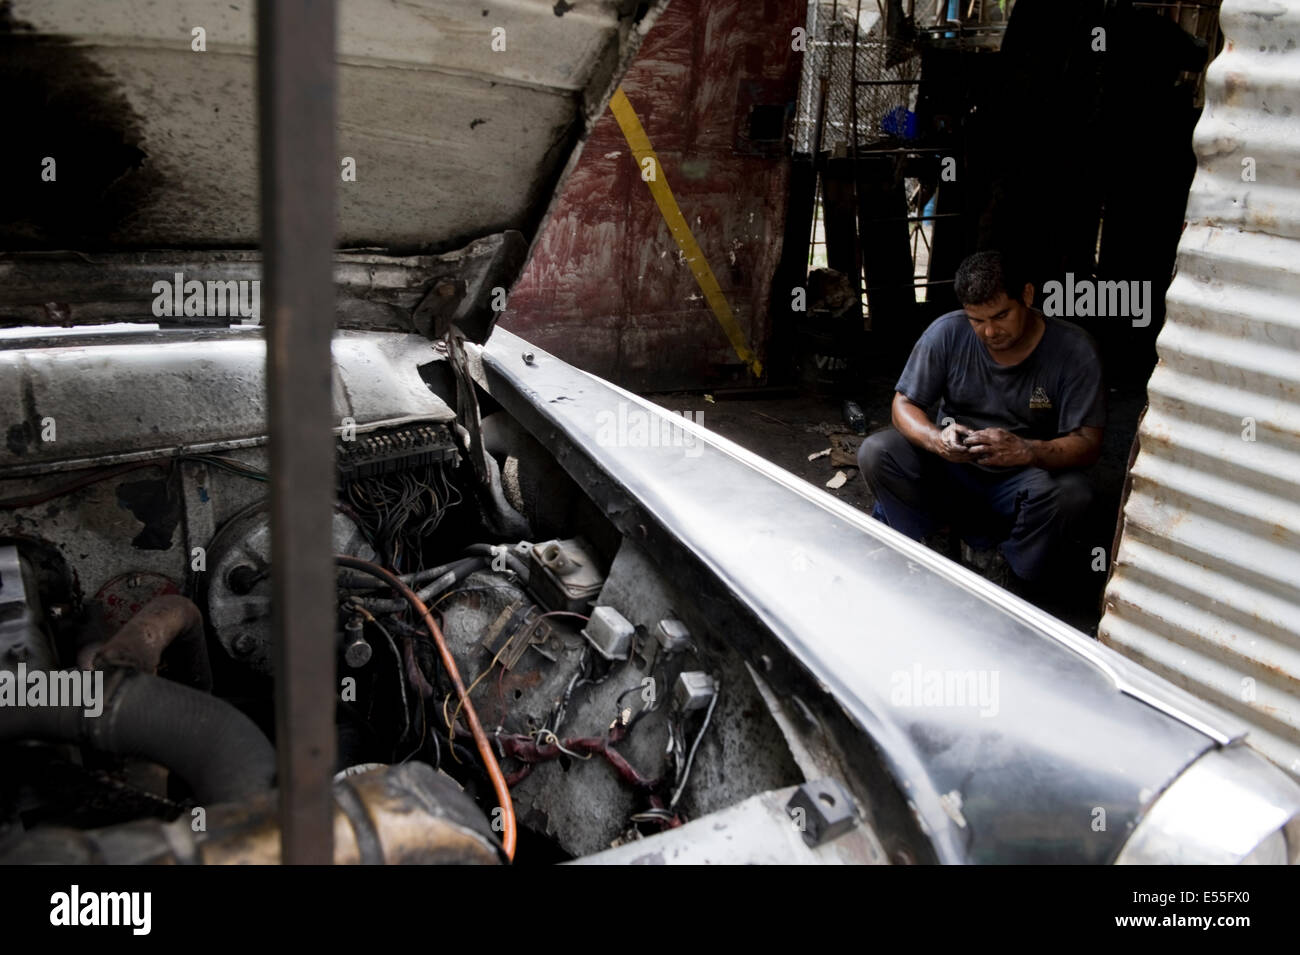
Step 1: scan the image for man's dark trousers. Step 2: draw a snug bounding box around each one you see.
[857,428,1091,584]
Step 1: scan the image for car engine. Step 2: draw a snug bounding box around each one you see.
[0,329,852,864]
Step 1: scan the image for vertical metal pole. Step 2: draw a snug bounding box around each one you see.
[257,0,338,865]
[811,2,830,161]
[850,0,865,299]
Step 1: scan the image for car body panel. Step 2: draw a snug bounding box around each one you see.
[477,326,1249,863]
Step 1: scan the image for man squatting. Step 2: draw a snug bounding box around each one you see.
[858,250,1106,590]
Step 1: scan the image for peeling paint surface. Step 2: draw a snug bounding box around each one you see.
[502,0,806,391]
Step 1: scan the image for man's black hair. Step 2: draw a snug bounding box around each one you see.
[953,250,1030,306]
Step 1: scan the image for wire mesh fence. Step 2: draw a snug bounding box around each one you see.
[793,1,922,156]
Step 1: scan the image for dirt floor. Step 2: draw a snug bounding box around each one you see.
[647,374,1148,636]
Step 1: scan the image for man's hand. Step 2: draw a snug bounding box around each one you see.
[893,392,1103,471]
[932,420,975,463]
[964,428,1035,468]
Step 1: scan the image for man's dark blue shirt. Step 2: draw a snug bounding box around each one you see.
[895,309,1107,450]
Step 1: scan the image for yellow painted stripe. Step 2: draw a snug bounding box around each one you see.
[608,87,763,377]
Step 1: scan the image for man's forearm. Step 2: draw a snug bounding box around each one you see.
[892,395,943,453]
[1025,432,1100,470]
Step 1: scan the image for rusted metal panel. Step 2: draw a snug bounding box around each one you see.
[1100,0,1300,780]
[502,0,807,391]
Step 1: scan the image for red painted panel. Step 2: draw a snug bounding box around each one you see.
[501,0,805,392]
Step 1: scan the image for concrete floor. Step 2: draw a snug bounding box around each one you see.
[649,375,1149,636]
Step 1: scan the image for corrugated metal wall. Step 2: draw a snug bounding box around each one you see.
[1100,0,1300,780]
[500,0,806,392]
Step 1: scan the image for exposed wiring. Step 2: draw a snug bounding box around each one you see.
[0,460,162,509]
[446,636,516,745]
[669,687,718,810]
[0,452,269,510]
[630,808,679,826]
[533,728,593,761]
[398,636,439,769]
[547,651,589,738]
[350,604,411,744]
[184,453,268,482]
[335,554,517,861]
[343,463,460,573]
[494,724,659,791]
[614,664,666,731]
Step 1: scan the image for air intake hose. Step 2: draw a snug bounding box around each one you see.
[0,668,275,803]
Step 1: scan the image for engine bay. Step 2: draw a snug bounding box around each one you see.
[0,330,877,864]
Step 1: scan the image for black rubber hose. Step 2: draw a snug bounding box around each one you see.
[351,557,487,613]
[416,557,487,603]
[460,544,530,581]
[401,559,463,588]
[0,670,275,804]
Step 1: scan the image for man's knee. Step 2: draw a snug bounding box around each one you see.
[1052,472,1092,521]
[857,428,915,484]
[1018,469,1092,522]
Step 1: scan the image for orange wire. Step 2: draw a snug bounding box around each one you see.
[335,555,516,861]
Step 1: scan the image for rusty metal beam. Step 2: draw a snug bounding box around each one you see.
[257,0,338,865]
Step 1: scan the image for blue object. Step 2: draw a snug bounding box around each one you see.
[881,106,917,141]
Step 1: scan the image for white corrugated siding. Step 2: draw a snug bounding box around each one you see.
[1100,0,1300,779]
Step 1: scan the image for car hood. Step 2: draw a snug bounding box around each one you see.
[0,0,665,343]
